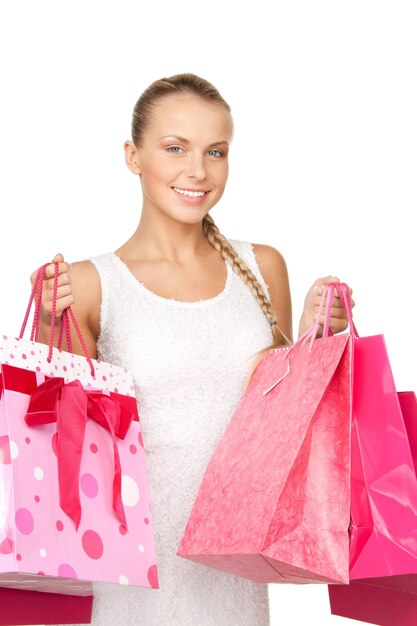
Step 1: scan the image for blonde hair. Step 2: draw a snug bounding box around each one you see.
[131,73,289,352]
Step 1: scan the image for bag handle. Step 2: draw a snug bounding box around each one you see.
[322,282,358,339]
[20,262,95,377]
[295,281,359,352]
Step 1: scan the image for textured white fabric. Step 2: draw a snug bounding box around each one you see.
[64,238,274,626]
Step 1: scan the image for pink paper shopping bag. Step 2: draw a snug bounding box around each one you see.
[0,262,158,599]
[177,284,354,584]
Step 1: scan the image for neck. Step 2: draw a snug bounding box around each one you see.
[118,205,212,263]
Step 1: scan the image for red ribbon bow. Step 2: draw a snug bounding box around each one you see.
[25,377,136,531]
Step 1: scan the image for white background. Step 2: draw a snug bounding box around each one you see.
[0,1,416,624]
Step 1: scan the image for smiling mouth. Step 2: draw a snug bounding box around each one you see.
[172,187,209,198]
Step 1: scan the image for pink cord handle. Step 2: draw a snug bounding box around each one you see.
[322,282,359,339]
[20,262,95,377]
[290,281,359,353]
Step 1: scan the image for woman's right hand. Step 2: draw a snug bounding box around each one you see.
[30,253,74,325]
[29,253,101,360]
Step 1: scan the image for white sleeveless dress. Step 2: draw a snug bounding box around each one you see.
[78,238,274,625]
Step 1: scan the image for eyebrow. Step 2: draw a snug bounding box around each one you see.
[158,135,229,147]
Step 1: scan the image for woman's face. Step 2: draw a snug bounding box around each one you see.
[126,94,233,224]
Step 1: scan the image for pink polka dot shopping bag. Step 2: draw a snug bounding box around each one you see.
[0,263,159,609]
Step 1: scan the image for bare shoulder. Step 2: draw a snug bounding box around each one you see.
[251,243,288,276]
[68,260,101,340]
[252,243,288,286]
[251,242,293,342]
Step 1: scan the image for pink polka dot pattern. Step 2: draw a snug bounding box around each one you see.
[1,334,134,394]
[147,564,159,589]
[0,538,13,554]
[82,530,103,560]
[15,508,34,535]
[58,563,78,579]
[0,334,157,590]
[80,473,99,498]
[0,436,11,464]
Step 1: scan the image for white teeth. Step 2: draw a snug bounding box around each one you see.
[173,187,206,198]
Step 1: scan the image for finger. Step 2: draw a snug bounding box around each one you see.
[52,253,64,263]
[43,273,71,291]
[40,294,75,321]
[326,307,349,320]
[312,292,344,307]
[42,284,73,302]
[315,309,350,325]
[44,261,72,279]
[329,318,349,333]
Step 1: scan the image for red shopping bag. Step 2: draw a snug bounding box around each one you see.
[329,574,417,626]
[328,391,417,626]
[0,586,93,625]
[177,285,354,584]
[0,263,158,622]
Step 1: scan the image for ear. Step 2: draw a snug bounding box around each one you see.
[124,140,142,175]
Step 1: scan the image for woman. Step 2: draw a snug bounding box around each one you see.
[35,73,350,625]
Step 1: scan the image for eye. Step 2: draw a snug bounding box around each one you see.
[167,145,183,153]
[208,149,223,157]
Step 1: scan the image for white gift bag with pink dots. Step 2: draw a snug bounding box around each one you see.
[0,263,158,596]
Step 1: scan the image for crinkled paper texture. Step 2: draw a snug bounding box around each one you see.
[178,334,352,584]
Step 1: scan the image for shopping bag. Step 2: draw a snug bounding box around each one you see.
[329,575,417,626]
[0,262,159,597]
[348,341,417,580]
[399,391,417,476]
[328,391,417,626]
[0,586,93,625]
[177,285,354,584]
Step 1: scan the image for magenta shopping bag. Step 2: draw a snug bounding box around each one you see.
[328,391,417,625]
[399,391,417,476]
[177,285,354,584]
[0,263,158,602]
[348,339,417,580]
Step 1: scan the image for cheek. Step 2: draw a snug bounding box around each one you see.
[215,162,229,187]
[142,155,178,187]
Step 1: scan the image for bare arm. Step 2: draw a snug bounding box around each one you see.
[251,243,293,342]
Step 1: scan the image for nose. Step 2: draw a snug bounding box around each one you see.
[184,151,206,180]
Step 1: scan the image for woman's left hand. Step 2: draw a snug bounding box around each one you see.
[298,276,355,338]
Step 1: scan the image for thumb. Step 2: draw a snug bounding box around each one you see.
[51,253,64,263]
